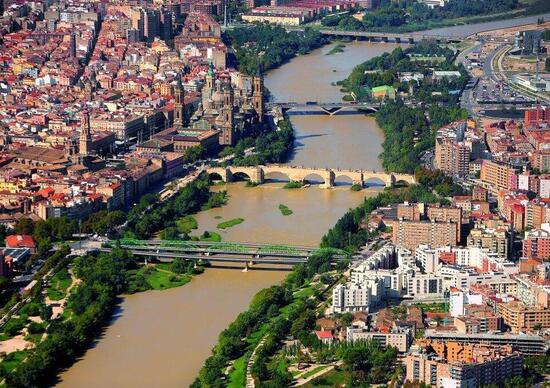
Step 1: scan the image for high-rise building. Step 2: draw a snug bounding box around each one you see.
[480,160,519,192]
[435,136,470,177]
[144,9,160,42]
[405,342,523,387]
[393,219,458,252]
[160,9,173,41]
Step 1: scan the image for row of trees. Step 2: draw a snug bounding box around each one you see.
[125,173,224,239]
[7,248,133,387]
[227,24,328,75]
[322,0,522,32]
[191,251,340,387]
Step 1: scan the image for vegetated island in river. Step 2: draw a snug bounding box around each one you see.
[326,43,346,55]
[279,204,293,216]
[217,218,245,230]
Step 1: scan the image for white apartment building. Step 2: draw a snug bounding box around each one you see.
[407,274,445,299]
[449,288,484,318]
[332,280,382,313]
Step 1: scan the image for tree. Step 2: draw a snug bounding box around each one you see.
[14,218,35,235]
[182,145,207,164]
[171,258,189,274]
[340,312,354,327]
[296,350,312,369]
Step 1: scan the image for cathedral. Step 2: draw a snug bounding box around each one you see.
[191,63,265,146]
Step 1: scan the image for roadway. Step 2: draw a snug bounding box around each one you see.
[458,41,536,118]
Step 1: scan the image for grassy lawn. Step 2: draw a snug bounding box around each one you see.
[246,322,270,346]
[413,302,447,313]
[227,355,247,388]
[47,268,72,301]
[217,218,245,229]
[278,204,293,216]
[199,231,222,242]
[176,215,198,234]
[299,365,330,380]
[293,286,314,299]
[145,269,191,290]
[24,333,44,345]
[304,369,347,387]
[0,350,27,375]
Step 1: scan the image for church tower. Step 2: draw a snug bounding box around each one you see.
[220,84,234,146]
[202,62,214,111]
[173,75,185,129]
[252,75,264,122]
[79,111,92,157]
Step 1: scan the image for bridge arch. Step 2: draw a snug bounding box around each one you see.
[208,171,224,181]
[264,171,292,183]
[333,174,354,186]
[364,176,387,187]
[232,171,252,182]
[302,172,326,184]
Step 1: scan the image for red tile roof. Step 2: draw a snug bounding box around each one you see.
[5,234,35,249]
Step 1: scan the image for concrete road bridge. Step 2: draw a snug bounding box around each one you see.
[101,239,349,269]
[283,27,471,43]
[207,164,416,188]
[267,101,381,115]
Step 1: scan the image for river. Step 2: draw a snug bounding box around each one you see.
[56,36,473,386]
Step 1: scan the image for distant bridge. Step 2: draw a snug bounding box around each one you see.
[267,101,381,115]
[101,239,349,269]
[223,24,468,43]
[304,28,468,44]
[207,164,416,188]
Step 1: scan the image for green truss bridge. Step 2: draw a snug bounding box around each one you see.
[100,239,349,269]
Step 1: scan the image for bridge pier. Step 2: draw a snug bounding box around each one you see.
[323,170,335,189]
[386,174,396,188]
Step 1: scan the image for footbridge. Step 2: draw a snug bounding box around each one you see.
[207,164,416,188]
[101,239,348,268]
[267,101,381,115]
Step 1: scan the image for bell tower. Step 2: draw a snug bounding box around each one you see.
[79,111,92,157]
[253,75,264,122]
[220,84,234,146]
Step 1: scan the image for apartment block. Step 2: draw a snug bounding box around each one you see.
[393,219,458,252]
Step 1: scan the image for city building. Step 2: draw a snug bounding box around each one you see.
[405,342,523,387]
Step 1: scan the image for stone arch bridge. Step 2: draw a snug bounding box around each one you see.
[207,165,415,188]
